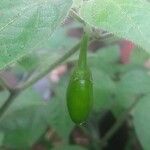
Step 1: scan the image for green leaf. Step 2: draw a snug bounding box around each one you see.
[92,69,115,111]
[0,91,9,107]
[49,76,74,140]
[80,0,150,52]
[131,47,150,65]
[88,46,118,111]
[89,46,120,64]
[0,83,74,149]
[36,23,79,71]
[52,145,86,150]
[46,98,74,141]
[0,132,4,145]
[15,22,80,77]
[0,89,47,149]
[133,95,150,150]
[18,55,38,72]
[116,70,150,108]
[0,0,72,70]
[88,46,120,77]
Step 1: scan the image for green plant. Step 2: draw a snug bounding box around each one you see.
[0,0,150,150]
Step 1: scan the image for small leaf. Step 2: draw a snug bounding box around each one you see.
[131,47,150,65]
[133,95,150,150]
[116,70,150,108]
[92,69,115,111]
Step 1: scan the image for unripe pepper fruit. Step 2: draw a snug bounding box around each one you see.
[66,33,93,124]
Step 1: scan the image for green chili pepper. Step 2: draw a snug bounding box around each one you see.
[67,33,93,124]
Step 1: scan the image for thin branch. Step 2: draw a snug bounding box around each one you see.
[0,90,20,119]
[69,9,86,25]
[100,94,144,147]
[0,76,12,92]
[0,43,80,119]
[16,42,80,90]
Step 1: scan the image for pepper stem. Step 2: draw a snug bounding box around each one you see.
[78,32,89,69]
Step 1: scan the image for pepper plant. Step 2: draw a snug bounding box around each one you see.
[0,0,150,149]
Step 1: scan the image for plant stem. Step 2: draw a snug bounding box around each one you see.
[0,90,20,119]
[17,43,80,90]
[69,9,115,41]
[78,33,89,69]
[69,9,86,25]
[0,43,80,119]
[100,94,144,147]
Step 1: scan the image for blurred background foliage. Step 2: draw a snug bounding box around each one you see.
[0,18,150,149]
[0,0,150,149]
